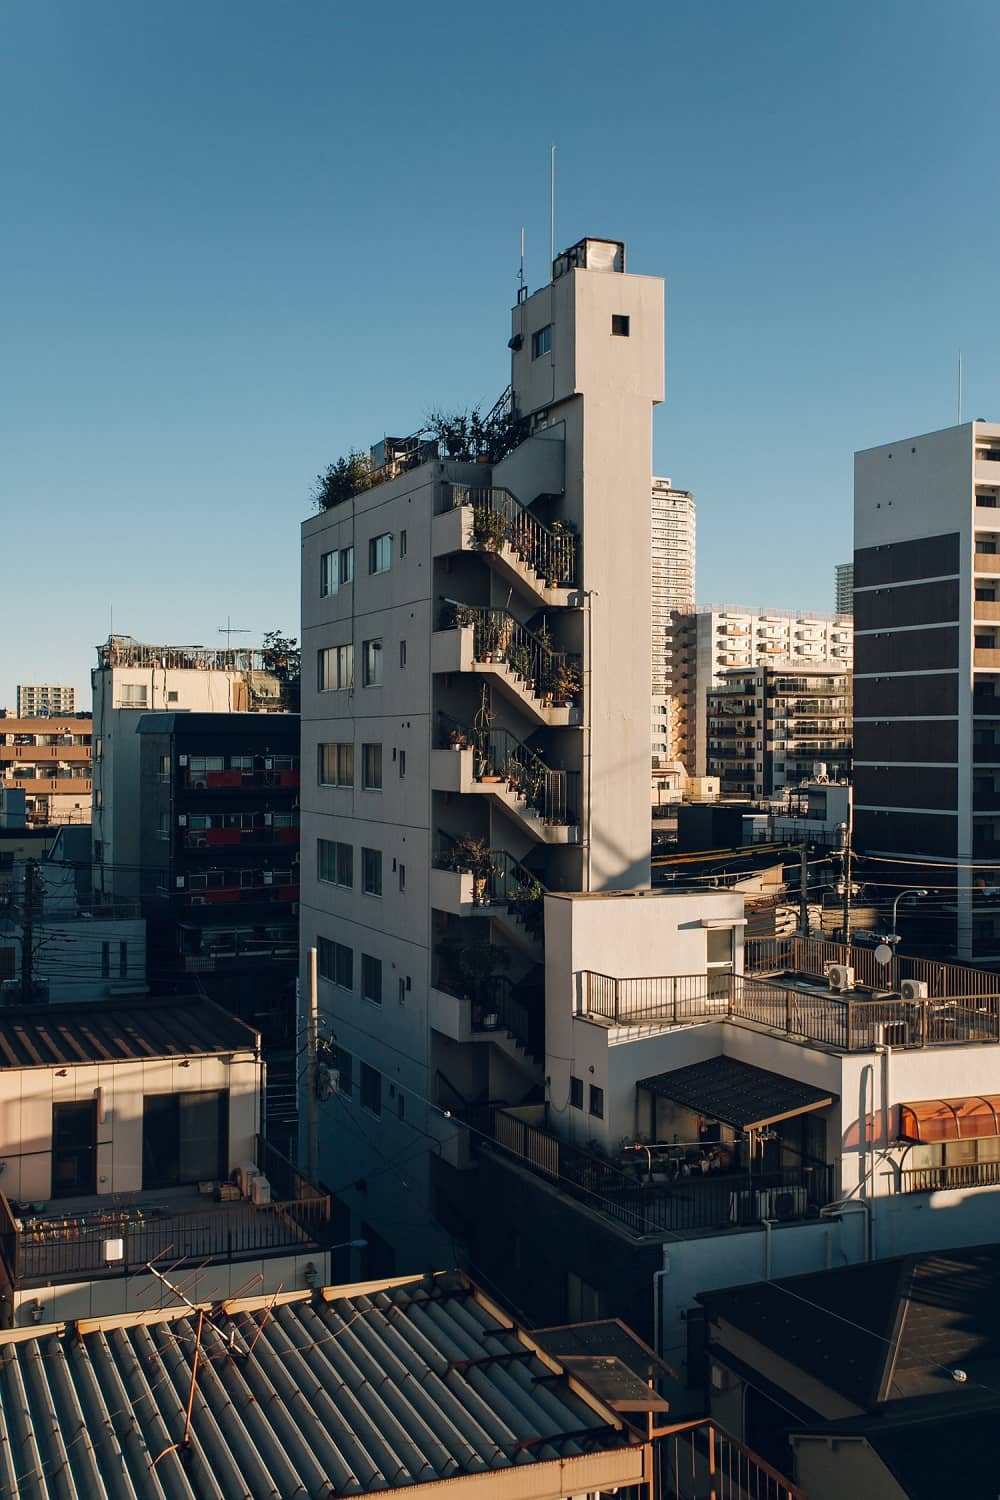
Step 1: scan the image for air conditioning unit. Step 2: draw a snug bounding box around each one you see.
[900,979,928,1001]
[826,963,855,992]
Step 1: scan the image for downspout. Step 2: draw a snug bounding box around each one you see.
[652,1246,670,1359]
[759,1218,775,1280]
[820,1200,873,1262]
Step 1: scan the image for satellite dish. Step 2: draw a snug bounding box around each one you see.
[874,943,893,966]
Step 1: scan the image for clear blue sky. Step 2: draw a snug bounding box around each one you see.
[2,0,997,708]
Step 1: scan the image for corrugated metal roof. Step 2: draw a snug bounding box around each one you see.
[0,1272,643,1499]
[637,1055,835,1130]
[0,997,258,1068]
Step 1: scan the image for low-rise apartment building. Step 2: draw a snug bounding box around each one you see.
[471,892,1000,1403]
[0,713,92,826]
[707,662,852,798]
[0,996,331,1326]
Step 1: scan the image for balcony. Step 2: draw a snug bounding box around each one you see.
[431,838,544,953]
[182,768,299,791]
[899,1161,1000,1194]
[432,718,580,844]
[433,485,578,605]
[486,1109,833,1238]
[182,824,299,849]
[433,607,582,728]
[975,648,1000,669]
[976,601,1000,622]
[581,970,1000,1051]
[429,980,542,1070]
[0,1139,330,1291]
[975,553,1000,574]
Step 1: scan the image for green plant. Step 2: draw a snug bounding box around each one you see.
[447,834,494,880]
[507,876,544,937]
[313,451,374,509]
[506,643,532,682]
[553,660,582,704]
[472,505,508,553]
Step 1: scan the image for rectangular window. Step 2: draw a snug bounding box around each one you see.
[570,1076,584,1110]
[157,812,170,841]
[400,529,407,557]
[142,1090,228,1190]
[399,749,406,778]
[340,545,354,585]
[589,1084,605,1119]
[320,550,339,596]
[399,639,407,668]
[398,863,406,893]
[118,684,148,707]
[362,743,383,790]
[361,953,382,1005]
[318,937,353,990]
[532,324,552,359]
[611,314,630,336]
[330,1044,353,1098]
[978,540,998,555]
[360,1063,381,1117]
[362,639,382,687]
[368,534,392,575]
[318,742,354,787]
[317,839,353,888]
[362,847,382,896]
[318,643,353,691]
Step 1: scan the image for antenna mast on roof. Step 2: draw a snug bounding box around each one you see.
[218,617,251,650]
[549,145,556,267]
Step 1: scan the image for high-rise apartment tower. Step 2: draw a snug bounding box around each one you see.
[835,563,854,615]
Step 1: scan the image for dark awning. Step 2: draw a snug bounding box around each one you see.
[637,1056,836,1130]
[899,1096,1000,1143]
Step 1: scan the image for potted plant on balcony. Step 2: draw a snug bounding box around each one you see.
[507,642,532,683]
[449,834,495,904]
[552,660,582,707]
[472,505,508,554]
[507,873,544,937]
[449,726,469,751]
[435,937,510,1029]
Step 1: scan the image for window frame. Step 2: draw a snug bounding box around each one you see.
[318,936,353,990]
[588,1084,605,1119]
[361,742,383,791]
[361,846,383,897]
[361,952,383,1005]
[531,325,552,359]
[317,838,353,889]
[360,1062,382,1118]
[318,643,354,692]
[318,741,354,788]
[368,533,392,575]
[362,638,383,688]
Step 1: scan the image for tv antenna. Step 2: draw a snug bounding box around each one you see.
[517,226,527,303]
[218,616,251,649]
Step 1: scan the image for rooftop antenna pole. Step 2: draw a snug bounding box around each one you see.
[218,616,251,650]
[958,350,963,425]
[518,226,526,295]
[549,145,556,268]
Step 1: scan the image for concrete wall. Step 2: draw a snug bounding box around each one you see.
[791,1439,908,1500]
[0,1050,259,1202]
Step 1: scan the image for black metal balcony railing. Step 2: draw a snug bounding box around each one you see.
[439,604,581,708]
[582,970,1000,1051]
[1,1138,330,1288]
[489,1110,833,1237]
[446,484,578,588]
[434,973,542,1062]
[437,713,579,826]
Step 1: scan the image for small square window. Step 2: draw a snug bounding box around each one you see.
[589,1084,605,1119]
[569,1076,583,1110]
[531,324,552,359]
[611,314,630,337]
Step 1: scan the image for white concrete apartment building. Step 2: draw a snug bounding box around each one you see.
[834,561,854,615]
[15,684,76,717]
[91,636,288,902]
[300,237,662,1270]
[706,661,853,799]
[687,606,853,776]
[854,419,1000,961]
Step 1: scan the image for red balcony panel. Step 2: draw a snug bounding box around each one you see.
[206,771,242,788]
[206,828,241,845]
[277,827,299,844]
[204,889,240,904]
[278,885,300,902]
[278,770,300,787]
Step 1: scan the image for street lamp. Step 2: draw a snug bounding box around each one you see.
[891,888,928,947]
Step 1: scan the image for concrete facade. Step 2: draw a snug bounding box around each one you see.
[300,238,662,1270]
[854,420,1000,960]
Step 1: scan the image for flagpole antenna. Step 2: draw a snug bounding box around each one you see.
[550,145,556,267]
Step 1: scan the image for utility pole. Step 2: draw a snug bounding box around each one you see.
[304,946,319,1183]
[799,844,810,937]
[839,819,853,947]
[19,860,37,1005]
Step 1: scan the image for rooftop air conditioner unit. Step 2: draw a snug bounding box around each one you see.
[900,979,929,1001]
[826,963,855,992]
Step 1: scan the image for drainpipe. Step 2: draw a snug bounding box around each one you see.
[652,1247,671,1359]
[759,1218,776,1280]
[820,1200,873,1262]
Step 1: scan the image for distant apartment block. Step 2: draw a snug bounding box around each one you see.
[707,662,852,799]
[92,636,292,904]
[681,606,853,776]
[834,561,854,615]
[0,712,92,826]
[854,419,1000,960]
[15,684,76,717]
[651,478,695,785]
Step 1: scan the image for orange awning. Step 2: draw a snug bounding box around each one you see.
[898,1096,1000,1143]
